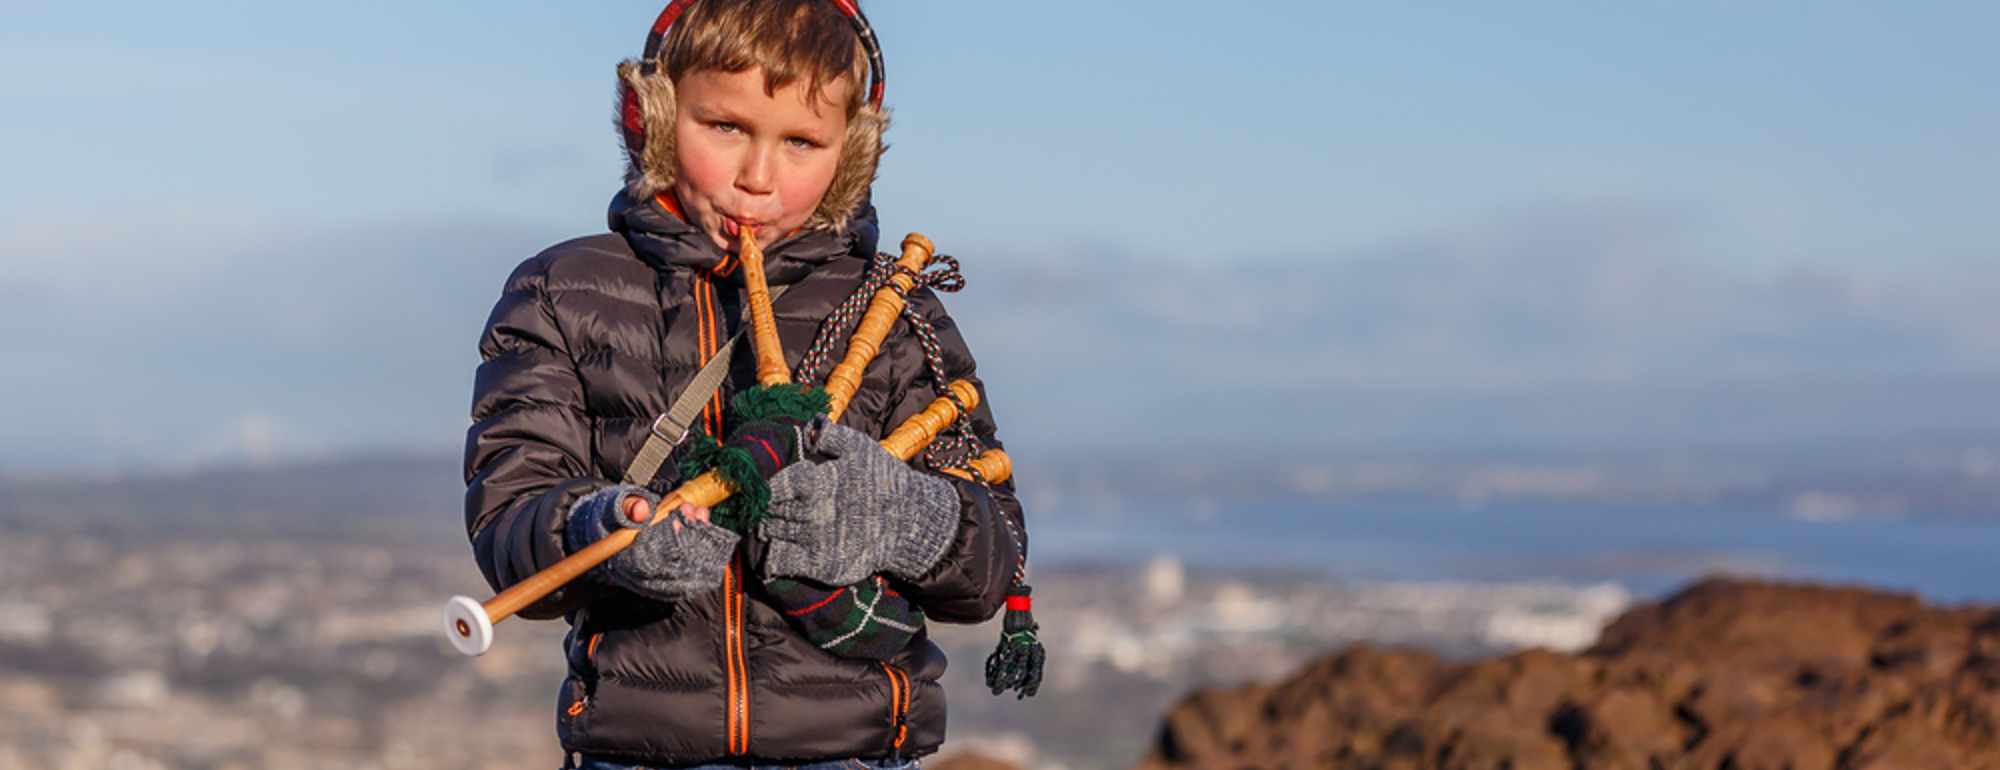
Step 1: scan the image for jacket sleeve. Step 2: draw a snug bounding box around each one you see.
[463,255,613,620]
[882,290,1027,624]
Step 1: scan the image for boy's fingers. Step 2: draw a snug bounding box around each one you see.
[623,495,653,525]
[678,502,711,525]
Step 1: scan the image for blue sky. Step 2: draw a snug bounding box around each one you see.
[3,1,1998,469]
[7,1,1996,267]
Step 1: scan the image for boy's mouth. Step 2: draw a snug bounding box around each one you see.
[721,218,763,240]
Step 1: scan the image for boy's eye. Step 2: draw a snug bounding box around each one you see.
[786,136,824,150]
[711,121,741,134]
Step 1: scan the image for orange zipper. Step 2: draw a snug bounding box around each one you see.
[695,244,750,755]
[724,554,749,754]
[694,271,723,438]
[880,661,910,753]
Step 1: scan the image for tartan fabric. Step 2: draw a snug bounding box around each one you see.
[673,389,926,661]
[764,575,924,660]
[675,385,824,530]
[728,416,809,478]
[676,416,804,531]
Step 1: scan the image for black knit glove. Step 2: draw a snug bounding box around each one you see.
[760,416,959,586]
[566,484,738,601]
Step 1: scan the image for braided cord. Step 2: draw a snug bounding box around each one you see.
[899,279,1028,587]
[794,251,911,384]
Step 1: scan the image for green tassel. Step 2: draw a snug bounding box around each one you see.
[730,383,830,427]
[677,433,769,532]
[984,585,1044,699]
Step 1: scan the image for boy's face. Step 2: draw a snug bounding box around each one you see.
[672,67,852,252]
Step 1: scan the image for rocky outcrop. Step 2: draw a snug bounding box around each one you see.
[932,755,1026,770]
[1135,578,2000,770]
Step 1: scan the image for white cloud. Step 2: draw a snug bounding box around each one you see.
[949,205,2000,457]
[0,213,557,470]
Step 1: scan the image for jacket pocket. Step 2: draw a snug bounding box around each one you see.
[562,630,603,722]
[558,676,589,731]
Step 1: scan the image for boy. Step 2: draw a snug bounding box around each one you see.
[463,1,1025,767]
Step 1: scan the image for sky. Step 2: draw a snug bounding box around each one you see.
[3,1,1998,470]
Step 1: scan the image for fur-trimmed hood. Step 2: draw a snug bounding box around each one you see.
[617,61,888,234]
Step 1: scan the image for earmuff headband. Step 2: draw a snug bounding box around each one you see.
[637,0,886,109]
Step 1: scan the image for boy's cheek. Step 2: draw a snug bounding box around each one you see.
[673,139,733,205]
[775,161,841,223]
[670,147,734,242]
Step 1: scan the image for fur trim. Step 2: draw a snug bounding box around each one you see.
[617,61,886,234]
[808,102,886,233]
[618,61,682,204]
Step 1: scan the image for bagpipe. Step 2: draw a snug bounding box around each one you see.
[443,232,1043,698]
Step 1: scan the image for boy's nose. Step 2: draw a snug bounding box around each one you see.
[736,147,776,196]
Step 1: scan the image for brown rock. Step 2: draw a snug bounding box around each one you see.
[1566,686,1680,767]
[1152,682,1274,762]
[1136,578,2000,770]
[931,755,1023,770]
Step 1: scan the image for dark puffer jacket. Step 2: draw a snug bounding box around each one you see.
[464,192,1024,764]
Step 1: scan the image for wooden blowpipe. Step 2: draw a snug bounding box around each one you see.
[737,225,792,387]
[444,234,1009,655]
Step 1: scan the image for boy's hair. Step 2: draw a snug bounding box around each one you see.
[618,0,888,233]
[662,0,870,121]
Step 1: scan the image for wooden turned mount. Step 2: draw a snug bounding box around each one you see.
[883,380,980,461]
[942,448,1013,485]
[825,233,935,421]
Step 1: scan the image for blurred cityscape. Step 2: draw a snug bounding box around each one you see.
[0,530,568,770]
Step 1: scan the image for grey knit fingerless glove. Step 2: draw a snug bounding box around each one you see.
[760,417,959,587]
[566,484,738,601]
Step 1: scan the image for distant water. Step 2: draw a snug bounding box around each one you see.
[1029,498,2000,605]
